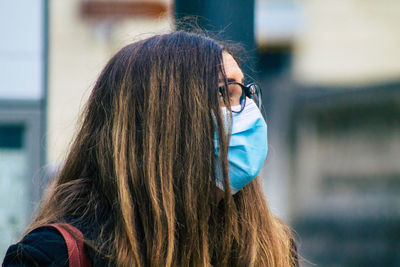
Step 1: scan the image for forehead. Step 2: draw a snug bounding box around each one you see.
[222,52,244,81]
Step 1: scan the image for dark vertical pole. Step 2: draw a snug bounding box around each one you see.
[175,0,256,78]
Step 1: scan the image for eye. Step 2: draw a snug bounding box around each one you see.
[227,83,242,106]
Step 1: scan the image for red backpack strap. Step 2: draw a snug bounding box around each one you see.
[45,223,91,267]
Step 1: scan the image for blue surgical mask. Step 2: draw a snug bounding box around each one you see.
[214,99,268,194]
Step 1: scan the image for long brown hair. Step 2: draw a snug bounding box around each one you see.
[27,31,297,266]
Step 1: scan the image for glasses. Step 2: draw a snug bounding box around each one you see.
[219,82,262,113]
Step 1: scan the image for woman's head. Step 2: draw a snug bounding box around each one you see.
[78,31,243,203]
[30,31,296,266]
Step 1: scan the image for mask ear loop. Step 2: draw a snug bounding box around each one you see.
[212,106,233,196]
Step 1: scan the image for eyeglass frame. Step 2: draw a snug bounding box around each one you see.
[218,81,262,113]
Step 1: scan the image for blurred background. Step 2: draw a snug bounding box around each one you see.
[1,0,399,265]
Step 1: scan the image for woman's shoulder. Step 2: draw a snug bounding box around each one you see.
[2,226,69,267]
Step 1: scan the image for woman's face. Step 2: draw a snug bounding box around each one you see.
[216,52,246,200]
[220,52,245,106]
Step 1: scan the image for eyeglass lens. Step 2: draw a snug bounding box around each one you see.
[247,84,262,108]
[230,83,261,113]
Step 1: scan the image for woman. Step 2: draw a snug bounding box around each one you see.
[3,31,298,266]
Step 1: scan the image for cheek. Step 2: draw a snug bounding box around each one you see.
[231,96,241,106]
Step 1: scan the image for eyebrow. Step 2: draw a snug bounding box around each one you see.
[227,77,245,84]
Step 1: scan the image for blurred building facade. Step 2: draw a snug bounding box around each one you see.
[256,0,400,266]
[1,0,399,265]
[0,0,46,258]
